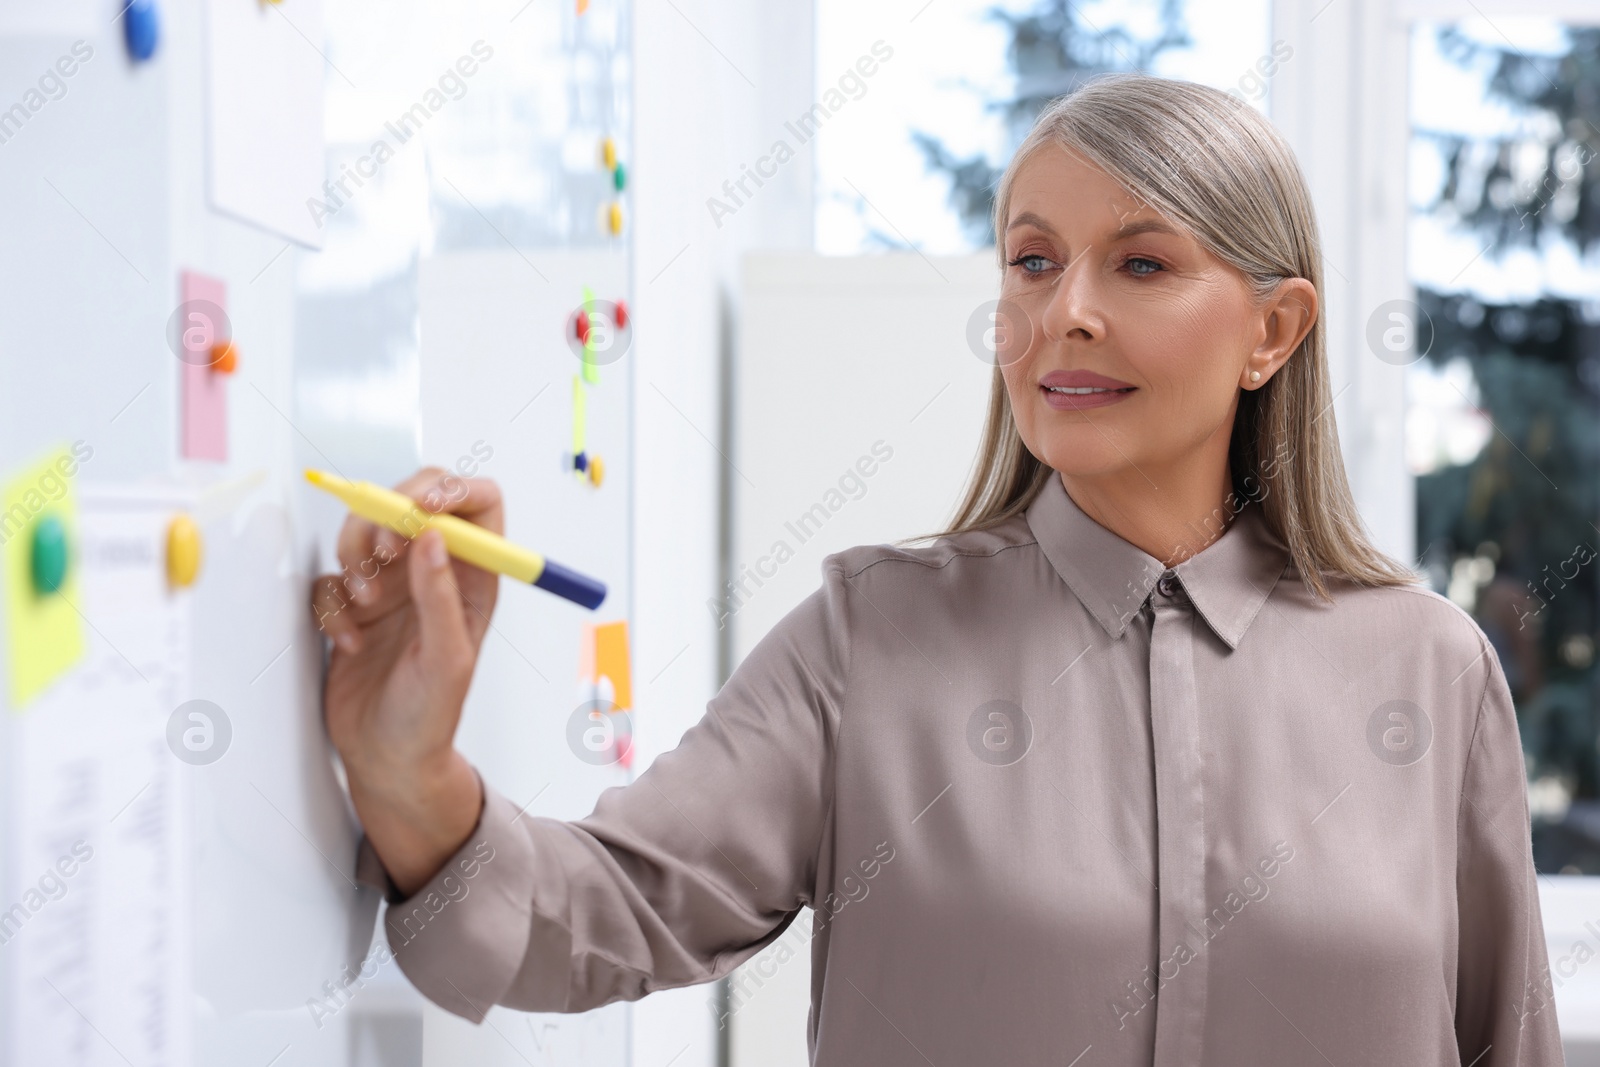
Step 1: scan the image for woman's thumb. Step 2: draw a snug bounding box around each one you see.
[408,529,473,681]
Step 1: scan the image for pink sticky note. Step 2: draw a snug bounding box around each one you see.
[180,270,229,461]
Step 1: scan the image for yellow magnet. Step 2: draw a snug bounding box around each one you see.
[166,513,203,587]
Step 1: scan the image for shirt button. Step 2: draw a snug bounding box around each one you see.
[1156,571,1180,598]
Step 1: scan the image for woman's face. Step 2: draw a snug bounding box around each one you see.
[997,143,1313,484]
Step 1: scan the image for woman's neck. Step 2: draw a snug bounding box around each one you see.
[1058,462,1240,568]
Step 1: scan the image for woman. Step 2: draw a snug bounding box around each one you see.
[313,73,1564,1065]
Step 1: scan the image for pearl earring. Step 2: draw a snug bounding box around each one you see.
[1250,371,1261,382]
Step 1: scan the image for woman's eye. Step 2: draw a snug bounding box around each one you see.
[1009,254,1054,274]
[1125,256,1164,277]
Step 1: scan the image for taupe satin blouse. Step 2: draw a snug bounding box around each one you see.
[356,470,1564,1066]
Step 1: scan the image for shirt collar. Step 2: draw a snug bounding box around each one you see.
[1023,470,1292,651]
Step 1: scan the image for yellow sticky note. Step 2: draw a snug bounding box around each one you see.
[594,620,632,712]
[2,449,86,709]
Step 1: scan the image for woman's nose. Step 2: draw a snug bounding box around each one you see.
[1039,253,1103,344]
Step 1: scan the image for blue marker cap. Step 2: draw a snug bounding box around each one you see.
[532,559,607,610]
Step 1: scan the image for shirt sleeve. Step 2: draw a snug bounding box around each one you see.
[354,555,852,1023]
[1454,640,1565,1065]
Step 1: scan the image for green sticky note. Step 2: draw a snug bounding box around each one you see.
[2,448,85,709]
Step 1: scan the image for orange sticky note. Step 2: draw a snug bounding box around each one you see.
[594,620,632,712]
[577,620,632,768]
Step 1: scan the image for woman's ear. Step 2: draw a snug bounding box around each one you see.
[1243,277,1317,389]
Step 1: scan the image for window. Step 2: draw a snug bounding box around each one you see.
[1405,18,1600,874]
[815,0,1272,255]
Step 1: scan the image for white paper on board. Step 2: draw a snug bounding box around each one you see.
[203,0,326,248]
[5,486,194,1067]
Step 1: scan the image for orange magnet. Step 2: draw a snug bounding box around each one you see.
[210,340,238,374]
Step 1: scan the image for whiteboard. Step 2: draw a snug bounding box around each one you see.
[0,0,635,1064]
[416,248,634,1064]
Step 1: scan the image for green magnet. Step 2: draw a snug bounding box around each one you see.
[31,514,69,594]
[612,162,626,192]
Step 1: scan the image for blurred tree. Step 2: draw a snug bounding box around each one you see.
[908,0,1190,247]
[1406,27,1600,870]
[1420,26,1600,257]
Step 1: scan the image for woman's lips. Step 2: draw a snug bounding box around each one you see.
[1039,383,1137,410]
[1037,370,1137,411]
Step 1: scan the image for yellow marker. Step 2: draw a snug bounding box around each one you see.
[304,470,606,610]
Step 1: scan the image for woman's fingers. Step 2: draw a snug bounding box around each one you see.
[375,526,404,561]
[333,470,507,609]
[312,574,364,654]
[408,529,474,693]
[315,469,507,647]
[412,471,505,536]
[333,469,415,609]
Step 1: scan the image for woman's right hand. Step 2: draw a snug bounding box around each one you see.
[311,467,503,896]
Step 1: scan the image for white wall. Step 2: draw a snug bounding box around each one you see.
[729,252,998,650]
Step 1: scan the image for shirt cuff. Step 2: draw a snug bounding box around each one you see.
[374,776,549,1022]
[354,834,403,904]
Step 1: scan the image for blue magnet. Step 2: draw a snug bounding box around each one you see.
[124,0,159,62]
